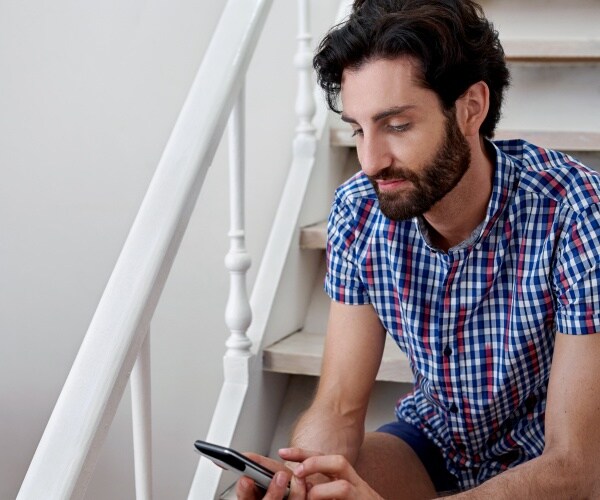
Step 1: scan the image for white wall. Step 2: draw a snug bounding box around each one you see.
[0,1,339,498]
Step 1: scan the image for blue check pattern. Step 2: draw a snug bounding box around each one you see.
[325,140,600,489]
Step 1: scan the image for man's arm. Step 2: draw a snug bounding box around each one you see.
[451,332,600,499]
[289,300,386,464]
[236,301,386,500]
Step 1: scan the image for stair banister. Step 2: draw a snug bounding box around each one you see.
[131,331,153,500]
[225,84,253,362]
[294,0,317,149]
[17,0,273,498]
[187,0,322,496]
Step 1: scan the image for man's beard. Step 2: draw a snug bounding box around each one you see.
[367,112,471,221]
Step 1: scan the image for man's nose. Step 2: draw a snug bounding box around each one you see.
[358,134,392,177]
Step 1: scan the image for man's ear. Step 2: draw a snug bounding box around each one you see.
[456,81,490,137]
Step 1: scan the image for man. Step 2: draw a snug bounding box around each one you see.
[238,0,600,498]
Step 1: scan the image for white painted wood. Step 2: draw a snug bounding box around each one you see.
[293,0,317,158]
[190,88,256,498]
[189,3,356,498]
[224,86,253,360]
[188,365,252,499]
[300,257,333,335]
[17,0,273,498]
[263,331,414,383]
[131,331,153,500]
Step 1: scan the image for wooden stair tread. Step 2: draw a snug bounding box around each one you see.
[502,38,600,63]
[301,221,327,249]
[300,220,328,249]
[494,130,600,151]
[331,127,600,152]
[263,331,413,383]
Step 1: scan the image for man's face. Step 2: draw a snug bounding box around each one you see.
[340,57,471,221]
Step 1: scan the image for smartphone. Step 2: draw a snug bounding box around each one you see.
[194,439,290,497]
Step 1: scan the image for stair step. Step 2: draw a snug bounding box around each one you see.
[331,126,600,152]
[300,221,327,250]
[263,331,413,383]
[299,220,328,249]
[502,38,600,63]
[493,130,600,151]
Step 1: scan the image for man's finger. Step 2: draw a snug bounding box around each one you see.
[235,475,261,500]
[306,479,356,500]
[288,474,307,500]
[262,471,292,500]
[295,454,358,481]
[279,447,323,462]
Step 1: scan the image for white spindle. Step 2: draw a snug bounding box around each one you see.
[224,85,253,358]
[131,332,153,500]
[294,0,317,156]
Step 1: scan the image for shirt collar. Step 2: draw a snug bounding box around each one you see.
[415,139,519,252]
[479,140,519,241]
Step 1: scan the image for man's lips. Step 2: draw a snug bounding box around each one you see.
[376,178,408,192]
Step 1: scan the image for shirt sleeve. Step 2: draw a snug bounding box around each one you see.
[324,192,371,305]
[553,204,600,334]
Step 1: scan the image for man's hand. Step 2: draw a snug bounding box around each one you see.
[235,448,385,499]
[281,448,384,500]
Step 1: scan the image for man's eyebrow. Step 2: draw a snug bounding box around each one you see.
[341,105,417,125]
[340,114,358,124]
[373,105,416,122]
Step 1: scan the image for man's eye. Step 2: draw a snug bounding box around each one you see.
[351,128,363,137]
[389,124,409,132]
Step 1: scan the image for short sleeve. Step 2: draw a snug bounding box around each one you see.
[553,205,600,334]
[324,193,371,305]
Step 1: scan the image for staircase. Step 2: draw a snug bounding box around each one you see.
[256,0,600,490]
[13,0,600,498]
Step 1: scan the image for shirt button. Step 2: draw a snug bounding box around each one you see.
[449,403,459,414]
[444,345,452,357]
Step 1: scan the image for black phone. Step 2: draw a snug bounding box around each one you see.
[194,439,290,497]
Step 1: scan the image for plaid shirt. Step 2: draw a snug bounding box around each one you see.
[324,140,600,489]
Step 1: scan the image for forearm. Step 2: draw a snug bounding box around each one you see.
[290,402,365,464]
[449,451,590,499]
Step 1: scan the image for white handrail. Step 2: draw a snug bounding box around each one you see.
[17,0,273,498]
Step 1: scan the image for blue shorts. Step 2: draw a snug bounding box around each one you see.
[376,420,459,493]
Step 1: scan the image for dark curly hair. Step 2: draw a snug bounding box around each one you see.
[313,0,510,138]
